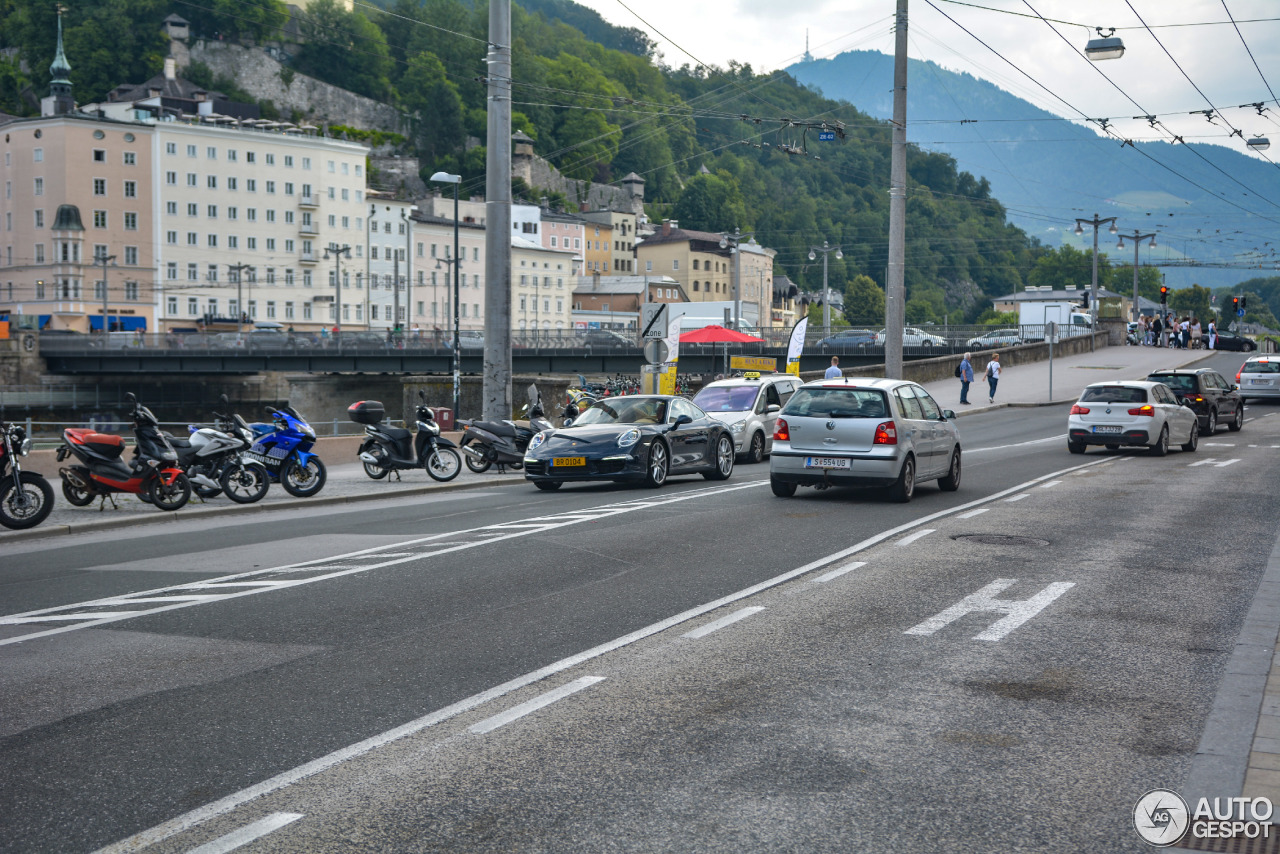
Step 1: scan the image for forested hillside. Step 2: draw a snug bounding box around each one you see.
[0,0,1059,323]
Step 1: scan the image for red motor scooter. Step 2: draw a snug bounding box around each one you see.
[56,393,192,510]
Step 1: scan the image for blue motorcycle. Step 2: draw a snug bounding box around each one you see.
[246,404,327,498]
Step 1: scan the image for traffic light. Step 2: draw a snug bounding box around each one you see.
[1241,296,1248,310]
[1159,285,1169,303]
[1232,296,1240,312]
[1081,292,1090,308]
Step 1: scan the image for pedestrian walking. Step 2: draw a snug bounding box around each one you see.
[1180,317,1191,349]
[985,352,1001,404]
[959,352,974,404]
[1207,319,1217,350]
[1191,318,1202,349]
[1152,315,1163,347]
[824,356,842,379]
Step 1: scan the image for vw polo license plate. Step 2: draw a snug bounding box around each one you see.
[553,456,585,467]
[1092,426,1122,434]
[805,456,850,469]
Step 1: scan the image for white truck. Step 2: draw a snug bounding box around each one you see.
[1018,301,1092,339]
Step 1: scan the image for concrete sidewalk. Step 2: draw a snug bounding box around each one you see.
[919,343,1217,415]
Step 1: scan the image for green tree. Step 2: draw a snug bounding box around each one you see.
[671,171,747,234]
[1027,244,1112,292]
[1169,284,1212,321]
[182,0,288,42]
[0,55,31,116]
[295,0,392,101]
[400,51,464,166]
[1111,265,1164,302]
[842,274,885,325]
[535,52,620,180]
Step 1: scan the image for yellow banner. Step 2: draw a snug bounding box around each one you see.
[786,359,801,377]
[730,355,777,372]
[658,364,678,395]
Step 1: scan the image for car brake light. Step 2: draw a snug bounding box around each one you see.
[1192,396,1203,402]
[1128,405,1155,416]
[1070,404,1090,415]
[773,418,789,442]
[874,421,897,445]
[1239,362,1247,382]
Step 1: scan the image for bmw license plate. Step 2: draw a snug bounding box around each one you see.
[1092,426,1122,434]
[553,456,585,467]
[805,456,850,469]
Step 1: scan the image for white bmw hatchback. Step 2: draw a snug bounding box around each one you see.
[1067,380,1199,456]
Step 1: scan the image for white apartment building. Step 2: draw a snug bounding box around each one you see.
[366,194,415,330]
[513,234,576,332]
[411,213,486,334]
[149,122,369,332]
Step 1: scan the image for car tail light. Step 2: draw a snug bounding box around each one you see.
[1238,362,1247,382]
[1128,405,1155,416]
[773,418,789,442]
[1070,404,1090,415]
[873,421,898,445]
[1192,396,1203,403]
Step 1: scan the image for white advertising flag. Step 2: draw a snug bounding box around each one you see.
[786,316,808,375]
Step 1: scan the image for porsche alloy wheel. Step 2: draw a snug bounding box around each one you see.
[645,441,668,488]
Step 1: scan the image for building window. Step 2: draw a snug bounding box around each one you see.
[208,234,217,248]
[124,151,136,166]
[266,267,275,284]
[166,142,177,155]
[265,153,274,166]
[302,157,310,170]
[166,171,177,185]
[187,203,198,216]
[208,264,218,282]
[33,177,43,196]
[266,301,276,319]
[207,146,217,159]
[247,237,256,250]
[285,155,293,168]
[266,180,275,194]
[246,179,256,192]
[284,182,294,195]
[94,210,107,228]
[247,209,256,222]
[187,144,197,157]
[166,201,177,215]
[228,236,238,249]
[207,204,217,218]
[285,301,294,319]
[187,232,197,245]
[207,175,217,189]
[166,230,177,244]
[124,212,137,230]
[286,269,294,285]
[188,297,198,315]
[266,238,275,251]
[187,263,198,281]
[125,281,139,301]
[33,148,42,162]
[227,177,237,191]
[187,173,197,187]
[93,149,105,162]
[167,296,177,314]
[34,210,44,228]
[93,178,106,196]
[228,206,237,220]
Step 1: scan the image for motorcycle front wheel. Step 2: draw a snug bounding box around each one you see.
[148,472,192,511]
[463,441,492,474]
[220,462,270,504]
[281,456,327,497]
[425,447,462,482]
[0,472,55,530]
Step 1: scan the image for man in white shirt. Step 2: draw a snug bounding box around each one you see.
[825,357,841,379]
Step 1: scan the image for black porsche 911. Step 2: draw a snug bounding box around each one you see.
[523,395,736,491]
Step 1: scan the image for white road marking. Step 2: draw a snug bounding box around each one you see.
[1215,458,1240,467]
[956,508,989,519]
[1264,413,1275,418]
[1,482,765,647]
[1038,480,1062,489]
[815,561,866,583]
[91,460,1110,854]
[682,607,765,639]
[896,529,935,547]
[904,579,1075,642]
[468,676,605,735]
[967,435,1063,454]
[1189,459,1218,467]
[184,812,304,854]
[1203,442,1236,447]
[1003,493,1030,502]
[1189,458,1240,468]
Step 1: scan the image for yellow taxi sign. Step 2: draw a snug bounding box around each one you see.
[730,355,776,372]
[743,371,761,379]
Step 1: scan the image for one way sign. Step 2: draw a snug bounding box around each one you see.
[641,303,669,340]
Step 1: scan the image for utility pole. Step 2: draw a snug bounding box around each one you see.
[720,228,753,330]
[484,0,513,420]
[809,241,843,339]
[885,0,908,379]
[1074,213,1118,351]
[227,262,251,329]
[95,249,116,333]
[323,243,351,341]
[1117,229,1157,323]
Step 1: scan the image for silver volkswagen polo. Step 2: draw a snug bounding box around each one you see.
[768,377,961,502]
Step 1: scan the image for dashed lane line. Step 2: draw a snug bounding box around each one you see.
[185,813,304,854]
[468,677,606,735]
[896,529,935,547]
[682,607,765,639]
[0,482,765,648]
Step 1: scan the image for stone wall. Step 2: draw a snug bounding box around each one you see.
[185,41,406,133]
[514,153,640,215]
[285,374,409,429]
[369,154,426,199]
[0,334,45,386]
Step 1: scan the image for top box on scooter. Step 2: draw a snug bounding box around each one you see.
[347,400,385,425]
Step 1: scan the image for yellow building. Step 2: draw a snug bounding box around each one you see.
[635,220,777,325]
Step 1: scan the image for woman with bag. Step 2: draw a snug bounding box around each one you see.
[985,352,1001,404]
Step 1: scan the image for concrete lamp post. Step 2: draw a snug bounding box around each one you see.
[430,171,462,417]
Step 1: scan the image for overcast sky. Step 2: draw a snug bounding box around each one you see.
[572,0,1280,160]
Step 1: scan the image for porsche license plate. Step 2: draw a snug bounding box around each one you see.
[805,456,850,469]
[553,456,586,467]
[1092,425,1122,434]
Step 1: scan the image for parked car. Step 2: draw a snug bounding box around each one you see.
[580,329,634,348]
[1145,368,1243,433]
[816,329,876,349]
[966,328,1023,350]
[334,331,389,348]
[769,377,961,503]
[1067,381,1198,455]
[1237,356,1280,401]
[873,327,947,348]
[523,395,735,490]
[692,372,803,463]
[1212,329,1257,352]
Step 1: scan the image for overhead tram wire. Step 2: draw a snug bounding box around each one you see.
[1222,0,1280,105]
[922,0,1280,228]
[937,0,1280,31]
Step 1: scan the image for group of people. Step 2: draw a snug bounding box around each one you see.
[1138,314,1217,349]
[957,352,1001,405]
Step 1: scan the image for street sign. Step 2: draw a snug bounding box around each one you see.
[641,303,668,340]
[818,131,835,141]
[1239,308,1246,317]
[643,338,670,365]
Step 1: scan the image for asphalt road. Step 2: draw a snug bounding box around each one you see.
[3,351,1277,853]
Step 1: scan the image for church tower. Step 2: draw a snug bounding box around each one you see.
[42,5,76,116]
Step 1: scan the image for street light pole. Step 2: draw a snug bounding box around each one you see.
[227,262,250,329]
[323,243,352,339]
[808,241,843,339]
[1074,213,1118,350]
[430,172,463,416]
[95,249,116,333]
[719,228,754,330]
[1117,229,1157,324]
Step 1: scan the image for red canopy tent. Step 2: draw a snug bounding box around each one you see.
[678,325,765,344]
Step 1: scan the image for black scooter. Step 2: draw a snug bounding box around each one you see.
[459,384,555,474]
[352,392,462,482]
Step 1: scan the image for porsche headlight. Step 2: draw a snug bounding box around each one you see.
[617,428,641,448]
[529,431,549,452]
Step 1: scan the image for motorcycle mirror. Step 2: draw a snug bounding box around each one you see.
[418,390,426,401]
[220,393,230,405]
[126,392,137,403]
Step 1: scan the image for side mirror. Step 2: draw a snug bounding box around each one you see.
[941,409,956,420]
[671,414,693,429]
[766,404,781,414]
[1232,384,1240,391]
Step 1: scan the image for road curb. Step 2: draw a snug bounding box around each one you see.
[0,473,518,544]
